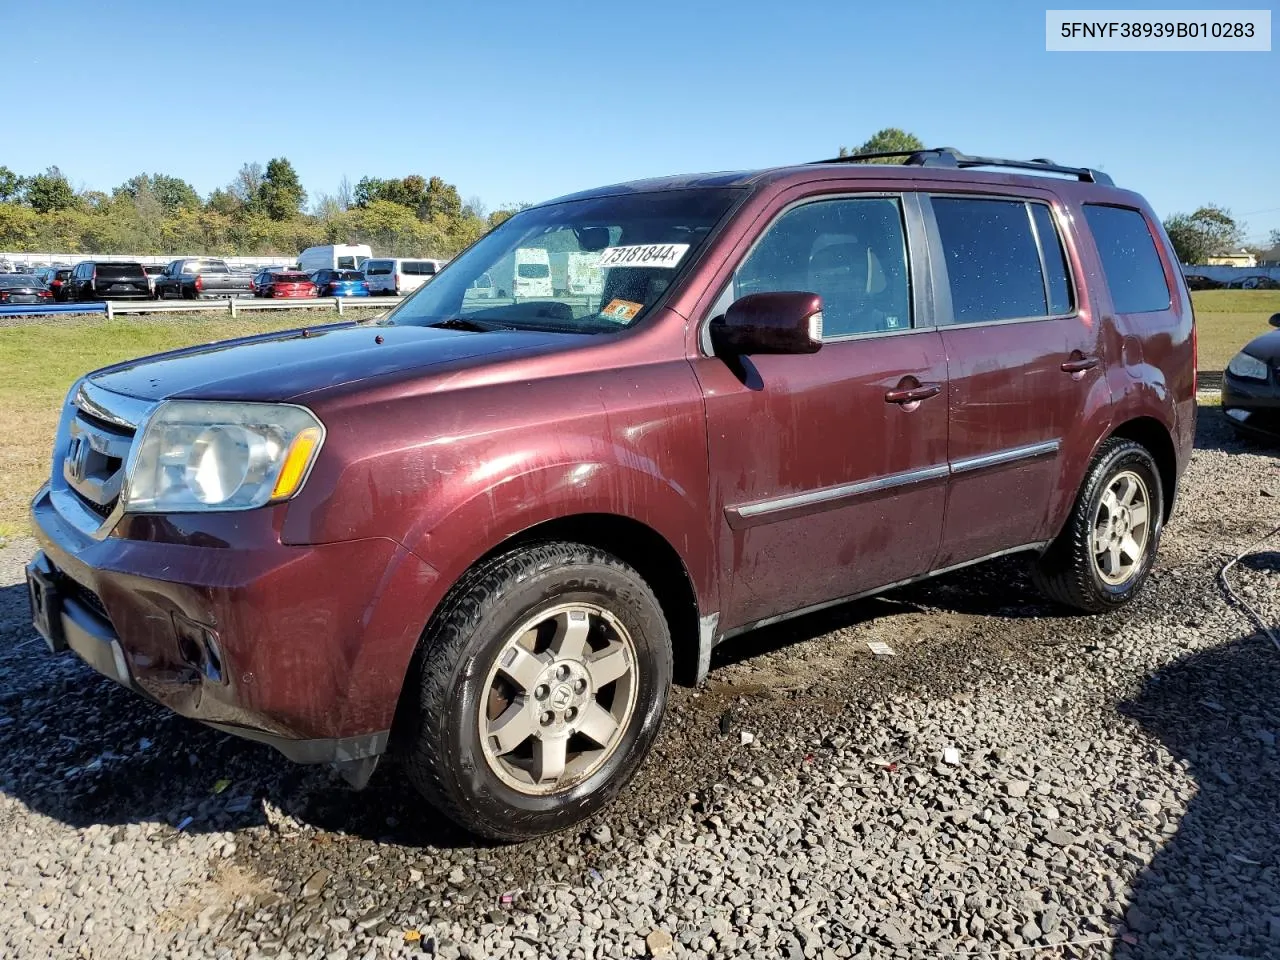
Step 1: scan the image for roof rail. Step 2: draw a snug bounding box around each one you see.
[812,147,1114,187]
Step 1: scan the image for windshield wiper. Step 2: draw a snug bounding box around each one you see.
[425,316,514,333]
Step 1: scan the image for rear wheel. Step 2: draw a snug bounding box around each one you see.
[400,542,672,841]
[1032,437,1163,612]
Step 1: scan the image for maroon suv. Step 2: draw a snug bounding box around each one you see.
[27,150,1195,839]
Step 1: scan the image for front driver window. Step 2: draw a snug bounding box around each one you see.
[734,197,911,338]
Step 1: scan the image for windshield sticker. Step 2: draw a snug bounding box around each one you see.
[597,243,690,269]
[601,299,643,323]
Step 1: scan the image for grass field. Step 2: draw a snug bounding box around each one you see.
[0,311,342,538]
[1192,290,1280,373]
[0,292,1277,539]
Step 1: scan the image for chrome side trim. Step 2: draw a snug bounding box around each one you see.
[716,541,1051,644]
[725,441,1061,527]
[729,463,949,526]
[949,440,1060,475]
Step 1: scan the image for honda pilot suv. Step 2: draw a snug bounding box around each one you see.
[27,150,1195,840]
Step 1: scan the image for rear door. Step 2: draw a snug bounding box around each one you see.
[694,189,950,632]
[922,191,1111,567]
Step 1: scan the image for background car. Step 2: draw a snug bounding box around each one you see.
[33,267,73,301]
[469,272,495,299]
[1226,275,1280,290]
[0,274,54,304]
[310,268,369,297]
[64,261,151,301]
[362,258,444,296]
[1222,312,1280,441]
[1183,274,1224,291]
[254,271,317,298]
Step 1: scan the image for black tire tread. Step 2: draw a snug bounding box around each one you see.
[1032,437,1161,613]
[402,540,665,841]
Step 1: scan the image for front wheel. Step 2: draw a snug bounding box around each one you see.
[1032,437,1163,612]
[400,542,672,841]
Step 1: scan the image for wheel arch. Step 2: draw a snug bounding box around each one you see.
[1107,416,1178,521]
[388,511,705,753]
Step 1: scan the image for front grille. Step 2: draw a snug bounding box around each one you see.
[61,409,134,516]
[63,576,111,624]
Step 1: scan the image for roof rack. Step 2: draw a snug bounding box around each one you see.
[812,147,1114,187]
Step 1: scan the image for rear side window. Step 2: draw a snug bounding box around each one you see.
[97,263,145,280]
[1030,205,1074,315]
[931,198,1047,323]
[403,261,438,275]
[1083,205,1171,314]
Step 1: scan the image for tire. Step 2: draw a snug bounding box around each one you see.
[1032,437,1163,612]
[400,541,672,841]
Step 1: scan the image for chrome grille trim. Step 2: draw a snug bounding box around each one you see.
[76,381,151,430]
[50,380,157,541]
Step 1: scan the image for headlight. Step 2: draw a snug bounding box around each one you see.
[1227,351,1268,381]
[124,401,325,513]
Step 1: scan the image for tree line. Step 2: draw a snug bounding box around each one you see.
[4,135,1274,264]
[0,159,520,259]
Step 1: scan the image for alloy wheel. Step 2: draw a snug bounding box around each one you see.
[478,602,637,795]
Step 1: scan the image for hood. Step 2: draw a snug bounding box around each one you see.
[1243,329,1280,362]
[87,322,580,403]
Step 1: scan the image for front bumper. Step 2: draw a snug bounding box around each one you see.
[28,485,441,765]
[1222,372,1280,440]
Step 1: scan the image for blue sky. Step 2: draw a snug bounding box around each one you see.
[3,1,1276,241]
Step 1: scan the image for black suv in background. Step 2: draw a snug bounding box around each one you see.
[65,261,151,301]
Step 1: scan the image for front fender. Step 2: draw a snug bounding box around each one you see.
[404,453,715,612]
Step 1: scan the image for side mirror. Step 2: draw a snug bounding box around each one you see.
[710,292,824,356]
[1269,313,1280,328]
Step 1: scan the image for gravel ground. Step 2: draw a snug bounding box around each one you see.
[1,407,1277,960]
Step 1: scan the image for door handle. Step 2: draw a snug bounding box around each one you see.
[884,383,942,405]
[1060,356,1099,374]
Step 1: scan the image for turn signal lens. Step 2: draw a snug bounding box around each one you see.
[271,427,322,499]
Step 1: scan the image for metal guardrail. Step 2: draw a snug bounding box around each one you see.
[0,302,107,317]
[110,296,403,317]
[0,296,402,320]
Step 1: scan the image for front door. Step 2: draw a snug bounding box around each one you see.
[695,193,949,632]
[923,193,1109,567]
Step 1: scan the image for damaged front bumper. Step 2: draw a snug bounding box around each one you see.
[26,484,440,787]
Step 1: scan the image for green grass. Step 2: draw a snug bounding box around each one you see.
[1191,290,1280,374]
[0,311,341,539]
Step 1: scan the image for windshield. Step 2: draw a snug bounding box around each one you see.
[0,275,41,288]
[382,188,742,333]
[332,270,364,281]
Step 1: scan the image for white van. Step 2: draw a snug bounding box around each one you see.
[362,258,447,296]
[513,248,552,298]
[296,244,373,274]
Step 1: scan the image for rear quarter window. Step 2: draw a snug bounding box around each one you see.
[1083,205,1171,314]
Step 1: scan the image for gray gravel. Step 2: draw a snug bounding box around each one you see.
[0,408,1277,960]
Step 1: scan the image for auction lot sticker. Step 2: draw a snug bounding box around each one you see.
[597,244,690,268]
